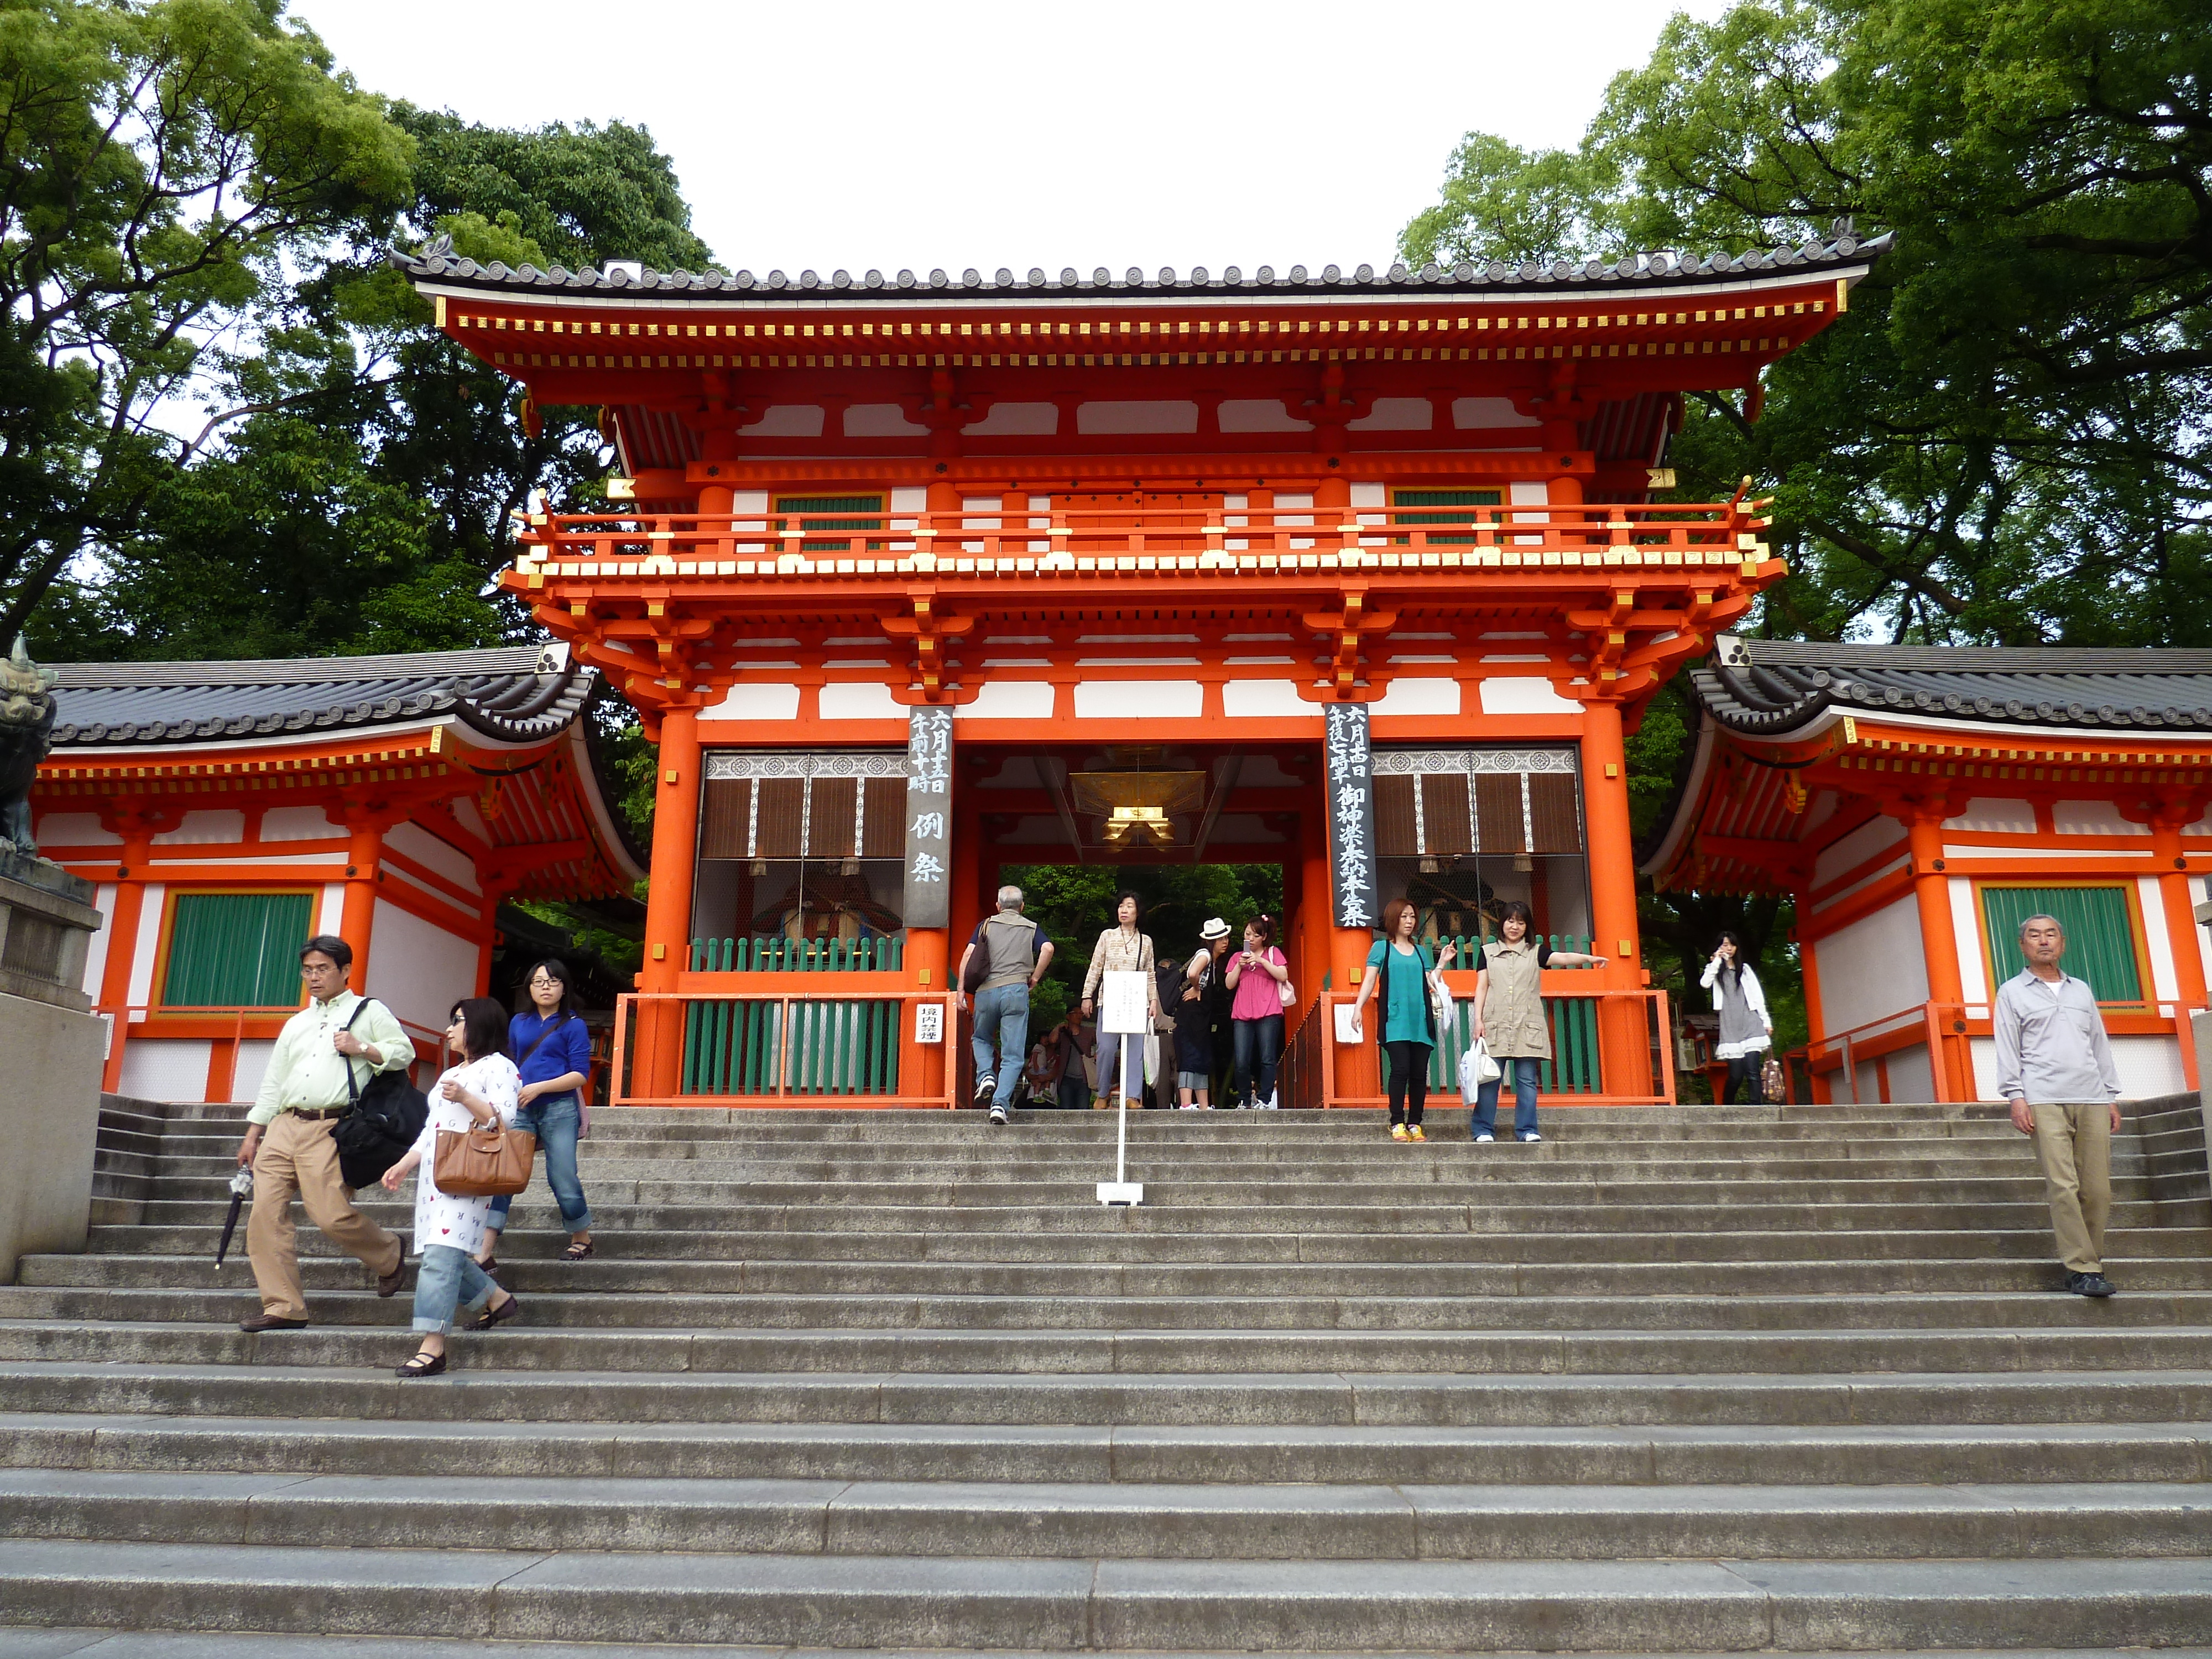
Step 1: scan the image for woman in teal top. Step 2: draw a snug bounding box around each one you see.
[1349,897,1457,1140]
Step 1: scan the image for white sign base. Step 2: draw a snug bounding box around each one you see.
[1096,1181,1144,1207]
[1095,974,1150,1207]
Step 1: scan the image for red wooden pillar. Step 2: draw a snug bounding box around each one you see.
[337,813,388,988]
[638,707,703,1099]
[1579,698,1653,1099]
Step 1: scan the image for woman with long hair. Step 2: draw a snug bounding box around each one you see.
[477,958,594,1269]
[1223,914,1290,1109]
[1472,900,1608,1142]
[1349,899,1457,1139]
[1079,891,1160,1110]
[1702,930,1774,1103]
[380,997,521,1377]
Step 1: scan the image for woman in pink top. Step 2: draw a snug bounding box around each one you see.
[1223,915,1290,1109]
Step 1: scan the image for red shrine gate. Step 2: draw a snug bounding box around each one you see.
[396,236,1886,1106]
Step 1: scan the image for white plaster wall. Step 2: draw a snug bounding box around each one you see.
[318,884,346,935]
[700,683,801,719]
[1944,798,2035,834]
[152,811,246,846]
[2138,876,2179,1004]
[385,821,480,894]
[1076,401,1197,434]
[820,682,905,721]
[1847,1058,1882,1104]
[843,404,928,437]
[2112,1034,2188,1098]
[79,883,116,1002]
[955,682,1056,719]
[1970,1036,2001,1102]
[1075,681,1202,718]
[1217,399,1310,432]
[128,886,166,1008]
[231,1039,278,1105]
[1950,877,1989,1004]
[363,898,479,1039]
[962,403,1057,436]
[1478,677,1577,715]
[120,1038,211,1104]
[1371,677,1459,716]
[33,813,117,847]
[1348,398,1433,431]
[1884,1043,1936,1104]
[2053,801,2150,836]
[262,807,346,841]
[1453,397,1541,429]
[1814,895,1929,1035]
[1223,681,1311,718]
[1814,816,1907,888]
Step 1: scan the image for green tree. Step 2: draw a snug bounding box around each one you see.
[0,0,413,643]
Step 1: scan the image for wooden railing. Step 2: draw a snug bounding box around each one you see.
[690,935,905,972]
[514,492,1770,577]
[1804,999,2205,1104]
[610,990,956,1110]
[95,1003,448,1100]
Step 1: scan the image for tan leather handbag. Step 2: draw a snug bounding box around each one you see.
[433,1121,536,1197]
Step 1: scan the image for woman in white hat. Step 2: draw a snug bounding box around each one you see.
[1175,919,1234,1108]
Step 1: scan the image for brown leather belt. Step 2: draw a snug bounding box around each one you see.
[287,1107,346,1121]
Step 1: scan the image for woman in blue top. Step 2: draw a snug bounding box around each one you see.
[477,958,597,1269]
[1348,898,1457,1141]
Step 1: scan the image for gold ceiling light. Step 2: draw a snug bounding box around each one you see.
[1069,769,1207,849]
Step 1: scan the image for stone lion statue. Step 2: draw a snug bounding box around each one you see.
[0,637,58,859]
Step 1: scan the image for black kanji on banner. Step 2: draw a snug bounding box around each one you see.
[1323,703,1377,930]
[901,707,953,928]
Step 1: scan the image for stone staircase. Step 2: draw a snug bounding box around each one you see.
[1,1094,2209,1654]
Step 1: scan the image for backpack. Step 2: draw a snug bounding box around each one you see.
[332,999,431,1192]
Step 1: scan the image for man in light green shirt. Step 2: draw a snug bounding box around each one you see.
[236,935,411,1331]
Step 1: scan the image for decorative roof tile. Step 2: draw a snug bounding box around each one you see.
[389,232,1890,302]
[1692,638,2212,737]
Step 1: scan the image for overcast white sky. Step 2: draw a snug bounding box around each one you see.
[289,1,1731,277]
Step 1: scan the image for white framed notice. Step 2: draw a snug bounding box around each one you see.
[914,1000,946,1045]
[1099,970,1150,1035]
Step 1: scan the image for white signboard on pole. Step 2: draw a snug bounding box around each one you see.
[1096,971,1147,1206]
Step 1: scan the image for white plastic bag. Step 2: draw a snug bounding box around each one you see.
[1459,1038,1501,1104]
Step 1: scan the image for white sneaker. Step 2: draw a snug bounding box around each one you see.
[1473,1131,1495,1143]
[987,1105,1008,1126]
[1517,1129,1542,1143]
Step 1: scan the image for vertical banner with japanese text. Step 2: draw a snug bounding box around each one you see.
[1323,703,1377,930]
[902,707,953,927]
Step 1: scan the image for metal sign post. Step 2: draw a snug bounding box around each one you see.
[1097,969,1147,1206]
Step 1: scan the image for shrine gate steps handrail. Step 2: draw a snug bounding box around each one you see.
[513,502,1773,582]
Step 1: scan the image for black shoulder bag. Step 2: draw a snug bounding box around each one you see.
[332,999,431,1192]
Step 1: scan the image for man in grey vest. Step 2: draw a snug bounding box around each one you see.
[956,885,1055,1125]
[1992,912,2124,1297]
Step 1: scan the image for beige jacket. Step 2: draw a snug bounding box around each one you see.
[1479,938,1551,1059]
[1082,927,1160,1013]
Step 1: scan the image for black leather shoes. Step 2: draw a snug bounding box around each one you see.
[2073,1272,2117,1298]
[238,1313,307,1332]
[375,1264,408,1298]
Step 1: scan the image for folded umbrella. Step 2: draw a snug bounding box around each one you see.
[216,1165,253,1266]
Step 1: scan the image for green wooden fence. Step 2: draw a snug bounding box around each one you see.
[680,936,909,1099]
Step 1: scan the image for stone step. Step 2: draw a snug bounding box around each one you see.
[9,1410,2209,1487]
[2,1538,2207,1650]
[7,1285,2208,1334]
[5,1319,2211,1376]
[112,1197,2187,1234]
[2,1469,2206,1561]
[5,1363,2209,1429]
[29,1251,2212,1297]
[75,1222,2212,1264]
[8,1640,2209,1659]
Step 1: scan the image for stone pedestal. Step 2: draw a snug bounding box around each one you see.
[0,849,106,1282]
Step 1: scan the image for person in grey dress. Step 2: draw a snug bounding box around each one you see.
[1700,931,1773,1103]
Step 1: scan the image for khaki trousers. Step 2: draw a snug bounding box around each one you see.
[247,1110,403,1320]
[2030,1101,2112,1275]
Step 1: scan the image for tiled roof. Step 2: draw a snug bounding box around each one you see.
[48,645,594,749]
[390,231,1890,302]
[1692,637,2212,737]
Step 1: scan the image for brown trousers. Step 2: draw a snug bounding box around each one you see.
[246,1110,403,1320]
[2030,1100,2113,1275]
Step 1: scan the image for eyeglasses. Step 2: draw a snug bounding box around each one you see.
[529,977,560,988]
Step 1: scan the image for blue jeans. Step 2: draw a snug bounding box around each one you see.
[970,982,1030,1109]
[413,1242,499,1334]
[1094,1027,1145,1102]
[486,1092,591,1235]
[1230,1015,1284,1107]
[1474,1057,1541,1137]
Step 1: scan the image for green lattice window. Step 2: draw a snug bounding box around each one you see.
[161,891,315,1008]
[777,493,884,552]
[1978,884,2145,1006]
[1392,487,1503,545]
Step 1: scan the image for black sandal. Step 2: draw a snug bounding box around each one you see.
[476,1254,498,1275]
[472,1293,521,1331]
[560,1239,594,1261]
[395,1349,446,1379]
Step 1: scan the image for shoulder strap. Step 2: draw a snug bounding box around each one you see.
[338,996,378,1105]
[517,1013,572,1067]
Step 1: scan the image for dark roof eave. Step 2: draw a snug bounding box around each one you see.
[390,232,1891,305]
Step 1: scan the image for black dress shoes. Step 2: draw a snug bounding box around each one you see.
[238,1313,307,1332]
[2067,1271,2117,1297]
[375,1264,409,1298]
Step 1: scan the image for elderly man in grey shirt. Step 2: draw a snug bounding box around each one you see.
[1991,912,2123,1298]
